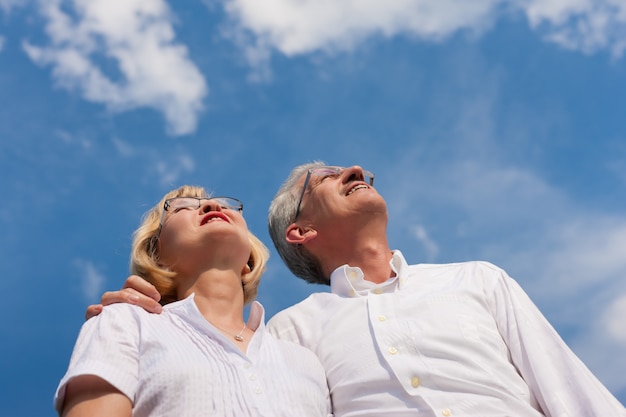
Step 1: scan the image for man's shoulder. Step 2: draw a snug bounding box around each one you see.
[405,260,509,285]
[266,291,335,335]
[409,259,504,273]
[271,291,334,320]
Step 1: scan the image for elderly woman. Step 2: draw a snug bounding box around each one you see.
[55,185,332,417]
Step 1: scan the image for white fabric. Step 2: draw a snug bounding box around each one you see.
[267,250,626,417]
[55,294,332,417]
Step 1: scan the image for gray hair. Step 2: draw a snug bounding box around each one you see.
[268,161,330,285]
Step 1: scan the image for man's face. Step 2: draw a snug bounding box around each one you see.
[294,165,386,229]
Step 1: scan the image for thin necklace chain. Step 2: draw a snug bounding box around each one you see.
[233,323,247,342]
[214,322,247,342]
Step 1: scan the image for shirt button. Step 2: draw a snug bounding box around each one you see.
[388,347,398,355]
[254,388,262,394]
[373,289,382,294]
[348,270,358,279]
[377,315,387,322]
[410,376,420,388]
[442,408,452,416]
[249,374,257,381]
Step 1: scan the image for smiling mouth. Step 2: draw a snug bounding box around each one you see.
[347,184,369,195]
[201,213,229,225]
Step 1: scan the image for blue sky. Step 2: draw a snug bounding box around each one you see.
[2,0,625,415]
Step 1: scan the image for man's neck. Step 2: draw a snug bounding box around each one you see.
[314,234,394,284]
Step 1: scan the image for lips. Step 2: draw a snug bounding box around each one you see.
[346,183,369,196]
[200,212,230,225]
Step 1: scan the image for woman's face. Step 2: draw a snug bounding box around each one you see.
[157,197,251,275]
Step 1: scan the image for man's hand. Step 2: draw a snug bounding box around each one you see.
[84,275,163,320]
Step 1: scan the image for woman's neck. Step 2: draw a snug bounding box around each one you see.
[178,268,246,326]
[178,268,253,353]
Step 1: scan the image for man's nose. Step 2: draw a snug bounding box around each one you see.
[342,165,366,182]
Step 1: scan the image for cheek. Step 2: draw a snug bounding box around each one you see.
[156,237,176,266]
[157,224,186,264]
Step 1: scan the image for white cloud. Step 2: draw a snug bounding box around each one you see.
[605,294,626,343]
[412,224,439,261]
[538,219,626,295]
[73,258,106,302]
[23,0,207,136]
[524,0,626,58]
[221,0,626,70]
[572,290,626,390]
[223,0,499,68]
[0,0,25,14]
[154,149,195,186]
[103,136,195,185]
[112,136,135,157]
[608,157,626,186]
[55,129,93,149]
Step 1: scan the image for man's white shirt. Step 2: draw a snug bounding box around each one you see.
[267,250,626,417]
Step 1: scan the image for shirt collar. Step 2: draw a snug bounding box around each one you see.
[330,250,409,297]
[164,293,266,337]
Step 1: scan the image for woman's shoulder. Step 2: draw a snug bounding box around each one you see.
[94,302,164,325]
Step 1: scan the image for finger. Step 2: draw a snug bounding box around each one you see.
[101,288,163,314]
[122,275,161,302]
[85,304,103,321]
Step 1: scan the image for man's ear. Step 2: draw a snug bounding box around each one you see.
[285,224,318,244]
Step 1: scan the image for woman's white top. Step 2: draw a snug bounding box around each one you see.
[54,294,332,417]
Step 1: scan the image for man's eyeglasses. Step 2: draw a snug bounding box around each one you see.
[155,196,243,241]
[293,166,374,221]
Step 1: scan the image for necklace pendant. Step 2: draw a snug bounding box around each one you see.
[233,322,247,342]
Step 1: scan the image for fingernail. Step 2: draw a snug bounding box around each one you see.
[129,295,140,303]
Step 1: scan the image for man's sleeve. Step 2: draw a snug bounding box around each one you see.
[487,264,626,415]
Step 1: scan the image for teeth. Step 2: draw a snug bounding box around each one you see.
[204,217,226,224]
[347,185,368,195]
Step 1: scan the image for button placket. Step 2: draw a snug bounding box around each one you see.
[241,361,263,396]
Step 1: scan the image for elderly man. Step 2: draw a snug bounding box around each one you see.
[90,162,625,416]
[263,162,624,416]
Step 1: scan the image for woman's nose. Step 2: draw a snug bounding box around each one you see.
[200,200,222,213]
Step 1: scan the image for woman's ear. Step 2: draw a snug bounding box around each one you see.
[286,224,317,244]
[242,263,252,275]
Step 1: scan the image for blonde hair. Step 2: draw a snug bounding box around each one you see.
[130,185,268,305]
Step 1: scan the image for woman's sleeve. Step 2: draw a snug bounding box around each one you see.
[54,305,140,413]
